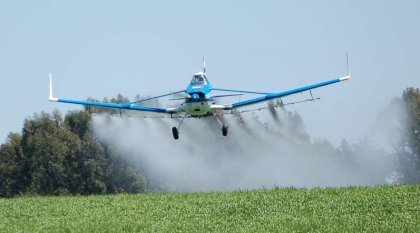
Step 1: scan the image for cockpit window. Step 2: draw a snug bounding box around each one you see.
[191,75,207,85]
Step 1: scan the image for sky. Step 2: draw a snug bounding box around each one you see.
[0,0,419,145]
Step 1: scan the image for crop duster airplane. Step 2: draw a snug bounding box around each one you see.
[49,56,350,140]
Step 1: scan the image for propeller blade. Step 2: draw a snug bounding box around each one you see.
[169,97,189,101]
[213,94,244,98]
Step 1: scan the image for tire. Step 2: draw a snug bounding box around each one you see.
[172,127,179,140]
[222,124,228,136]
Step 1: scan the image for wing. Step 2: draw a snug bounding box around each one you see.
[232,75,349,109]
[211,54,351,110]
[211,75,350,110]
[48,73,183,114]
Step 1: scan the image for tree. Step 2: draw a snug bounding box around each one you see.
[0,133,25,197]
[79,132,107,194]
[65,111,91,139]
[102,145,147,193]
[21,111,81,195]
[400,88,420,182]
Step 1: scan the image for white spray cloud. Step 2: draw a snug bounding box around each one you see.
[91,106,402,192]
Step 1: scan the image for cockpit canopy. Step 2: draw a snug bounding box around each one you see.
[190,73,208,86]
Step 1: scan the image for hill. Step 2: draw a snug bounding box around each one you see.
[1,185,419,232]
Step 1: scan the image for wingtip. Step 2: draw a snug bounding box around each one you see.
[48,72,57,101]
[338,53,351,82]
[339,75,351,81]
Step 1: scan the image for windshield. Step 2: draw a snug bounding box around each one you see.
[191,75,207,85]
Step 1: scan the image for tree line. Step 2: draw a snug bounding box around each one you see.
[0,110,146,197]
[0,88,419,197]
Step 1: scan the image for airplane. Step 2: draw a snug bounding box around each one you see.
[49,56,350,140]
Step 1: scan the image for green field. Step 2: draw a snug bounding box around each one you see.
[1,185,419,232]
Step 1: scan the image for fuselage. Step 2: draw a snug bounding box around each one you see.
[183,72,215,117]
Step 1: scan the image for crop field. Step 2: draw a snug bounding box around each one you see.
[0,185,419,232]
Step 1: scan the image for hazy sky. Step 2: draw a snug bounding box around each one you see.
[1,0,419,144]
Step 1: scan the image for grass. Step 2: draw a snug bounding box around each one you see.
[0,185,419,232]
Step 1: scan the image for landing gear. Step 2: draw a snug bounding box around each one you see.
[216,116,228,137]
[172,127,179,140]
[222,124,228,136]
[171,114,229,139]
[172,113,188,140]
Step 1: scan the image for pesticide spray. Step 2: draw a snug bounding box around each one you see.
[91,105,403,192]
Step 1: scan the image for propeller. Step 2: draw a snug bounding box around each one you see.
[169,92,191,100]
[169,93,243,101]
[212,94,244,98]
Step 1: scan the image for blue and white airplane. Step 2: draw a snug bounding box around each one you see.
[49,57,350,139]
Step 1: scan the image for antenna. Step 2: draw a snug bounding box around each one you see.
[203,56,206,74]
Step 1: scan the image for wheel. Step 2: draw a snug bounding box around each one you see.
[172,127,179,140]
[222,124,228,136]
